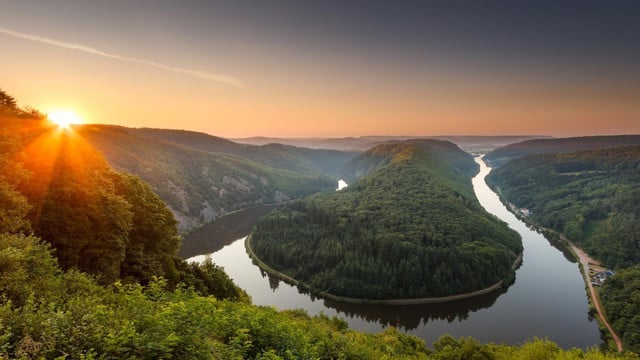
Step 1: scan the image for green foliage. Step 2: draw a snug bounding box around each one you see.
[114,173,180,284]
[487,146,640,352]
[486,146,640,269]
[1,235,637,359]
[20,132,134,283]
[173,257,250,302]
[601,265,640,354]
[0,234,61,307]
[0,130,32,235]
[0,94,246,300]
[0,234,429,359]
[252,141,522,299]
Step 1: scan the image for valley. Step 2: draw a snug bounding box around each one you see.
[0,90,636,357]
[3,2,640,357]
[183,157,601,348]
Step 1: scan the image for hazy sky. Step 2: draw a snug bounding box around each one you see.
[1,0,639,137]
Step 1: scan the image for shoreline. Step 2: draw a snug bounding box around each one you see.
[541,227,623,352]
[490,189,623,352]
[566,239,623,352]
[245,235,523,306]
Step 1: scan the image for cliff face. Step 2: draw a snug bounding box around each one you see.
[77,125,354,233]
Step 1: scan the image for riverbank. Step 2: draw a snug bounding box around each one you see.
[491,194,623,352]
[543,228,623,352]
[245,235,523,306]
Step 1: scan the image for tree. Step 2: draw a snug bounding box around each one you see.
[0,89,17,111]
[115,173,180,284]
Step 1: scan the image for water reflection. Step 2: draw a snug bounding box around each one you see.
[179,204,280,258]
[325,287,508,330]
[259,263,512,331]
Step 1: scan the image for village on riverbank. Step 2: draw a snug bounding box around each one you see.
[589,268,615,286]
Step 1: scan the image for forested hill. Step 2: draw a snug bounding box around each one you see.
[340,139,477,183]
[486,145,640,269]
[127,127,357,177]
[0,97,247,301]
[252,140,522,299]
[484,135,640,167]
[77,125,350,232]
[485,145,640,352]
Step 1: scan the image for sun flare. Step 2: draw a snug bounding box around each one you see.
[48,110,83,129]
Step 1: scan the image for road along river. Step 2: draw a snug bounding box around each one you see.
[183,157,601,348]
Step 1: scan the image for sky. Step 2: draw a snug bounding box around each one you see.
[1,0,639,138]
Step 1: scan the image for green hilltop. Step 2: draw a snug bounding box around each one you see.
[251,140,523,299]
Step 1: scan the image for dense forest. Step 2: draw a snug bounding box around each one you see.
[486,146,640,269]
[484,136,640,167]
[251,141,522,299]
[486,146,640,351]
[78,125,350,232]
[0,90,246,298]
[2,89,638,358]
[601,265,640,354]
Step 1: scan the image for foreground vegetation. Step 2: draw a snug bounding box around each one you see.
[601,265,640,354]
[1,89,638,358]
[486,146,640,352]
[252,141,522,299]
[2,235,638,359]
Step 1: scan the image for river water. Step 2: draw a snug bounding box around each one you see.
[183,157,601,348]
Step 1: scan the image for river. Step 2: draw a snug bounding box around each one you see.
[183,157,601,348]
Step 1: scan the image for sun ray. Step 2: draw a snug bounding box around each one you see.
[48,110,83,129]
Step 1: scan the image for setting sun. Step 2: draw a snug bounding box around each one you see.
[48,110,83,129]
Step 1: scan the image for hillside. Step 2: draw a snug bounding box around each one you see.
[129,127,357,177]
[76,125,347,232]
[251,140,522,300]
[486,145,640,351]
[485,135,640,167]
[234,135,548,152]
[0,97,247,300]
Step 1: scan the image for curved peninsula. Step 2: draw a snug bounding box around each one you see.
[247,235,522,305]
[250,140,522,301]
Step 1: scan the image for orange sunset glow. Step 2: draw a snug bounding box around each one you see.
[1,2,639,138]
[47,110,83,129]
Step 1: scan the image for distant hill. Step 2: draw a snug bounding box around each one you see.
[233,135,549,153]
[77,125,351,232]
[131,128,356,177]
[485,135,640,167]
[251,140,522,300]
